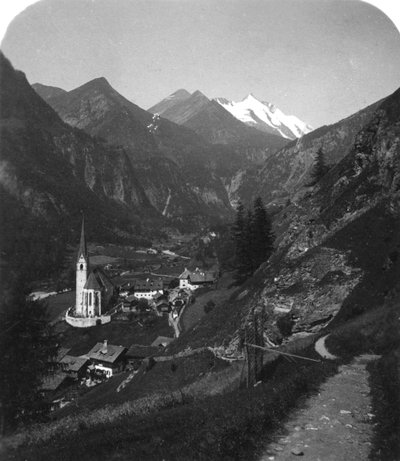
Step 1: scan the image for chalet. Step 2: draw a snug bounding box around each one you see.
[121,295,139,312]
[133,278,163,299]
[179,268,217,290]
[87,340,127,378]
[59,355,89,381]
[154,292,170,314]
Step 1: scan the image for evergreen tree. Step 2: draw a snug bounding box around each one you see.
[308,147,328,186]
[250,197,274,270]
[0,285,59,433]
[232,198,274,282]
[232,202,252,281]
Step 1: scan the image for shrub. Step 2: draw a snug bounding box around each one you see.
[204,300,215,314]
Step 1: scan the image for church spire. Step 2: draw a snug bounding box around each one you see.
[77,214,88,261]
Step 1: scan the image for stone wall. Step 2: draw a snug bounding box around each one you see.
[65,311,111,328]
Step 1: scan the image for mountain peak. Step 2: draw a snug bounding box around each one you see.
[243,93,259,102]
[172,89,191,98]
[216,94,313,140]
[192,90,209,100]
[81,77,113,93]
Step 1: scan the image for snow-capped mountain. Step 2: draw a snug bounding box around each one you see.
[215,94,313,140]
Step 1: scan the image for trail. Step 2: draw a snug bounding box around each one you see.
[259,354,380,461]
[162,188,171,216]
[314,334,338,360]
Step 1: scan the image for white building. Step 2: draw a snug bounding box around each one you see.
[66,217,114,327]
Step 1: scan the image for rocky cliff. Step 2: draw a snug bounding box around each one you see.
[35,80,234,225]
[235,99,383,207]
[190,87,400,354]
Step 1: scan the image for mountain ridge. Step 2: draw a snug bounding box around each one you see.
[215,93,313,140]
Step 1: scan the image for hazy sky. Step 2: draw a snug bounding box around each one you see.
[1,0,400,128]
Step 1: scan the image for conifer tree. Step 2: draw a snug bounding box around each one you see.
[308,147,328,186]
[232,198,274,282]
[232,202,252,281]
[250,197,274,270]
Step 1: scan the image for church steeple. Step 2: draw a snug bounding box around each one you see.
[77,215,88,261]
[75,215,89,316]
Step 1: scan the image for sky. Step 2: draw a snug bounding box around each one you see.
[1,0,400,128]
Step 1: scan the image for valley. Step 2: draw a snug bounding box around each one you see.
[1,3,400,458]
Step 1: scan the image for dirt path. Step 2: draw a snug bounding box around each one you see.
[314,335,338,360]
[260,354,380,461]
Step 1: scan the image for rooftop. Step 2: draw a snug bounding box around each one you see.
[134,279,163,292]
[151,336,174,348]
[84,267,114,291]
[60,355,89,372]
[87,342,127,363]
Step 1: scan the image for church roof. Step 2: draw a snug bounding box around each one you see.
[77,215,88,262]
[84,268,114,291]
[84,272,102,290]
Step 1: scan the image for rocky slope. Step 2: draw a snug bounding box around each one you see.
[184,86,400,356]
[0,53,152,224]
[0,53,162,283]
[248,85,400,344]
[235,97,384,207]
[35,80,234,225]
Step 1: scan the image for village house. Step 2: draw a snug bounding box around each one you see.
[178,268,217,290]
[133,278,164,299]
[154,292,170,314]
[59,355,89,381]
[87,340,127,378]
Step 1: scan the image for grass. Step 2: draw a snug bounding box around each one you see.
[181,272,236,332]
[46,290,75,322]
[4,351,338,461]
[53,350,229,418]
[325,298,400,358]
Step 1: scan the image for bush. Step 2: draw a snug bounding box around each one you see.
[276,313,294,337]
[204,300,215,314]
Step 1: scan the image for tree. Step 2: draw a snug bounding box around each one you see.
[232,198,274,282]
[232,202,253,282]
[250,197,274,270]
[308,147,328,186]
[0,285,59,432]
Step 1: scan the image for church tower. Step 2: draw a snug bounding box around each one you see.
[75,216,89,316]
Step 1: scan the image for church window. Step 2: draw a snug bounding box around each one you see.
[89,292,92,306]
[80,264,83,270]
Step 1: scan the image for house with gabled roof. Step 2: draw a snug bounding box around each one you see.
[133,278,163,299]
[59,355,89,381]
[178,268,217,290]
[87,340,127,377]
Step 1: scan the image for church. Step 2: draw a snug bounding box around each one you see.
[66,218,115,328]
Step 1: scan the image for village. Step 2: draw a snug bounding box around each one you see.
[35,220,222,410]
